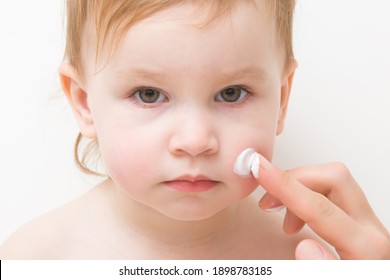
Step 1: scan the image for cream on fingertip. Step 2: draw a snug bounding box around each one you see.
[233,148,260,179]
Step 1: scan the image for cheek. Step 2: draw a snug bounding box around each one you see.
[97,121,163,190]
[218,95,280,162]
[218,123,276,197]
[222,117,276,166]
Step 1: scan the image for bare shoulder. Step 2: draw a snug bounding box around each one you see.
[0,213,62,259]
[0,184,105,259]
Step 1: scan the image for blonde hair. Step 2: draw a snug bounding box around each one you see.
[63,0,296,176]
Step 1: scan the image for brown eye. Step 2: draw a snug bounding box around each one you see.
[216,87,248,103]
[133,88,167,104]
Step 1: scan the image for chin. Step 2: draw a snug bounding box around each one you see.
[172,213,218,222]
[157,203,227,222]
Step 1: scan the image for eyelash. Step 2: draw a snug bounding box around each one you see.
[128,85,253,108]
[128,87,169,108]
[216,85,253,107]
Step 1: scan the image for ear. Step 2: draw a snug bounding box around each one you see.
[276,59,298,136]
[58,63,96,138]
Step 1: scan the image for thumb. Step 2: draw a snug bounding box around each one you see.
[295,239,337,260]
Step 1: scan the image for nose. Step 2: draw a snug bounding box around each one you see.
[168,108,219,157]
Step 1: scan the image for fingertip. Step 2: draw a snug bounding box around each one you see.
[258,193,283,211]
[283,210,305,234]
[258,153,273,171]
[295,239,335,260]
[233,148,273,180]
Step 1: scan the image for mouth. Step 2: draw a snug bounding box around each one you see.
[164,175,219,193]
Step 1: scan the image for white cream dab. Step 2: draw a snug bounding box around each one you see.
[233,148,260,178]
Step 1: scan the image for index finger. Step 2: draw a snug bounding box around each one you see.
[255,155,370,256]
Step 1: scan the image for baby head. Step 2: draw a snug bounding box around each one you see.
[60,0,297,220]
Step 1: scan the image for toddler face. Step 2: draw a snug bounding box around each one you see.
[81,1,292,220]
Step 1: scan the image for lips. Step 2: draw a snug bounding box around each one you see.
[164,175,218,192]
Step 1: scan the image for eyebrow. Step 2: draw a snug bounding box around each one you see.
[116,67,168,80]
[220,65,269,81]
[116,65,268,82]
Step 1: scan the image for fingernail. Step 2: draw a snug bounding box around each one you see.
[263,205,285,212]
[258,153,273,171]
[250,153,260,179]
[258,194,283,211]
[296,240,326,260]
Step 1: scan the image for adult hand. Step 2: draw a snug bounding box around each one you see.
[255,155,390,259]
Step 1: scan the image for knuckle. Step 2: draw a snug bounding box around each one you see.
[346,228,390,259]
[279,169,294,189]
[327,162,352,183]
[373,233,390,259]
[310,192,335,222]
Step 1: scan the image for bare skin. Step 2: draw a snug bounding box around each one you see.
[0,178,323,259]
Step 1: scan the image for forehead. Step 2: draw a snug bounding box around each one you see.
[84,0,281,79]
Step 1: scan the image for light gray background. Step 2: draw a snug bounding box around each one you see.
[1,0,389,244]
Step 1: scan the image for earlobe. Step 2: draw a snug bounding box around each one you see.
[276,59,298,136]
[58,63,96,138]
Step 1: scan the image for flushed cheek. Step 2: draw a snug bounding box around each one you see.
[98,129,162,191]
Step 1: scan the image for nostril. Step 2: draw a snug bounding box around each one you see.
[168,132,219,157]
[168,109,219,157]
